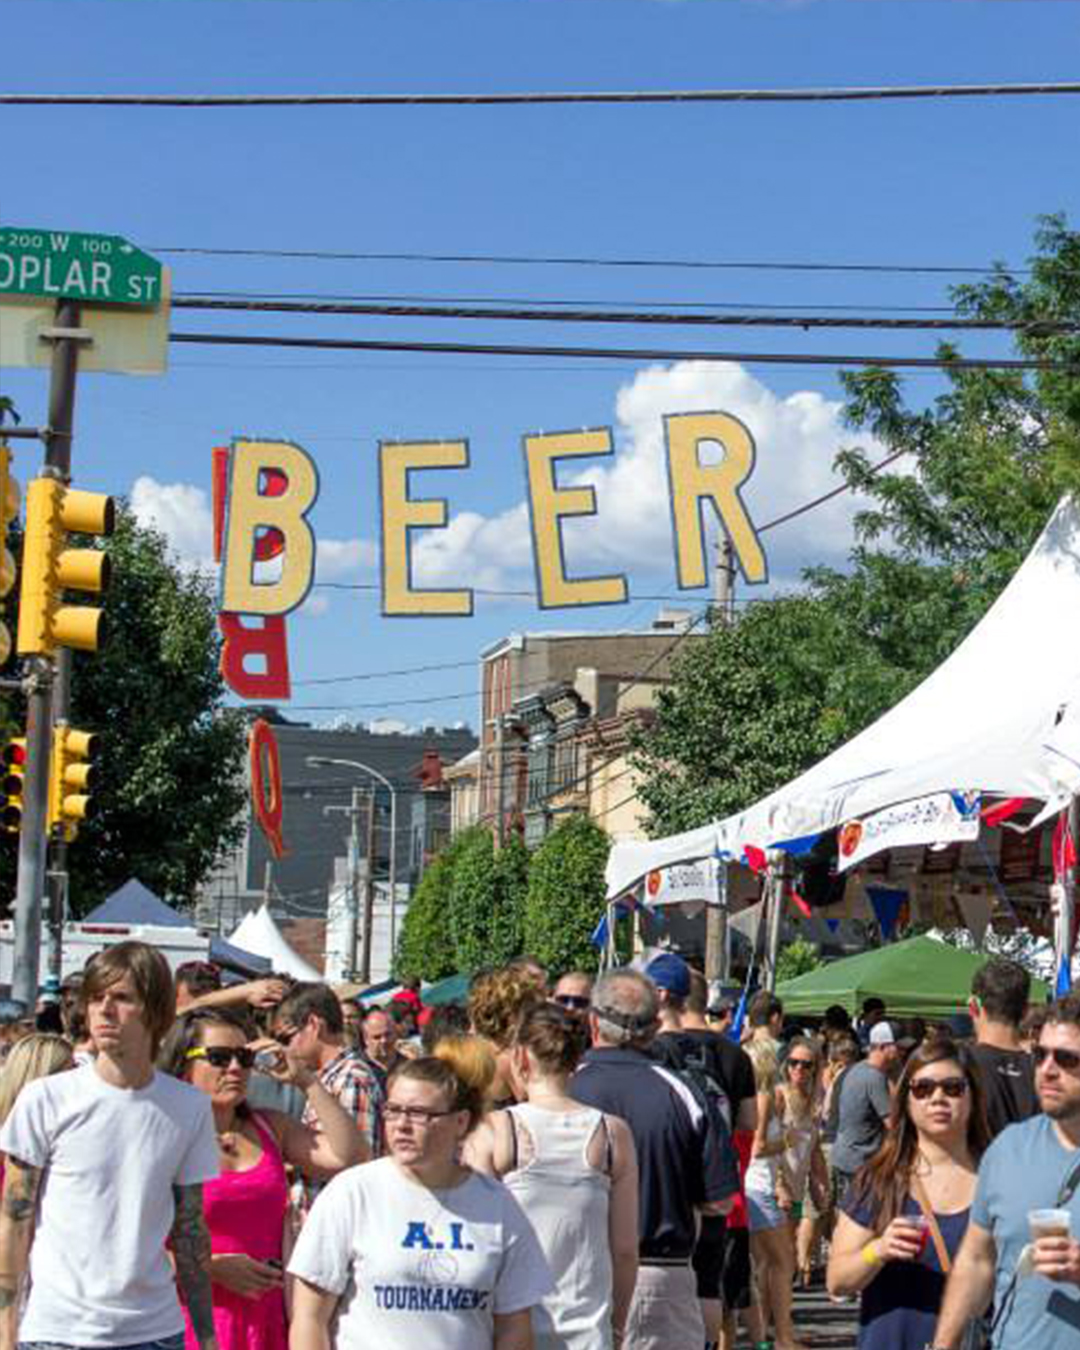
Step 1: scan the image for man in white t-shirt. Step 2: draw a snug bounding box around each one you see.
[0,941,220,1350]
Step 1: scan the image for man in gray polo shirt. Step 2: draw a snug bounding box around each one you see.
[830,1020,899,1202]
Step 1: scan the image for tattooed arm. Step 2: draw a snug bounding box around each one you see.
[0,1157,41,1350]
[170,1183,219,1350]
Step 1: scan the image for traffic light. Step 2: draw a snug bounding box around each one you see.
[0,446,21,667]
[47,726,97,838]
[17,477,115,657]
[1,739,26,833]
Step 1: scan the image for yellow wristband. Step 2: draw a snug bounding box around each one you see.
[861,1241,881,1267]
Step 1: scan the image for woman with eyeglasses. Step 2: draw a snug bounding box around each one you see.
[289,1039,553,1350]
[779,1037,829,1288]
[826,1038,990,1350]
[160,1007,365,1350]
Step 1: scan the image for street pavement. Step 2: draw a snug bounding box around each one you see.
[791,1280,859,1347]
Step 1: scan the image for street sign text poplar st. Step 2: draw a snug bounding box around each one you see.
[0,228,163,307]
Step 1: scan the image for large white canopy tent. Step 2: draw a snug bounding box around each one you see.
[229,904,322,982]
[606,497,1080,978]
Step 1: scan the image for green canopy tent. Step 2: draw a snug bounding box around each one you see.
[422,972,471,1007]
[775,935,1048,1019]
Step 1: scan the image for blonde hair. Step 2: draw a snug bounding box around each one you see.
[0,1033,74,1126]
[746,1037,780,1093]
[390,1035,496,1130]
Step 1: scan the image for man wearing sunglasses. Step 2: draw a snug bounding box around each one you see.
[551,971,593,1019]
[933,996,1080,1350]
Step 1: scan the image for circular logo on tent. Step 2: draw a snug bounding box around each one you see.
[646,870,662,898]
[839,820,863,858]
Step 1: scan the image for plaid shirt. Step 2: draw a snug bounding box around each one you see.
[295,1048,383,1219]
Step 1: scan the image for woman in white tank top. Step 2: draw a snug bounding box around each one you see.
[467,1004,639,1350]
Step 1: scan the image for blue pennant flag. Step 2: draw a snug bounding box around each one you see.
[1057,956,1073,998]
[867,885,908,942]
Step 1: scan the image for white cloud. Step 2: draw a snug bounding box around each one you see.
[403,361,881,597]
[129,476,215,572]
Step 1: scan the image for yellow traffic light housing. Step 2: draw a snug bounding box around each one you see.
[17,477,114,657]
[1,739,27,834]
[48,726,97,838]
[0,447,21,667]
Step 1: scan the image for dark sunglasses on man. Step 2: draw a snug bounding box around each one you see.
[1034,1044,1080,1072]
[553,994,590,1012]
[186,1046,257,1070]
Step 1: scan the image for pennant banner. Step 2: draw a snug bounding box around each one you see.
[866,885,909,943]
[838,791,982,873]
[730,900,765,947]
[956,890,995,949]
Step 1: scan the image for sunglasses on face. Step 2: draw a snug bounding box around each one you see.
[787,1058,816,1071]
[273,1025,300,1048]
[554,995,590,1011]
[1034,1045,1080,1072]
[909,1076,969,1100]
[186,1046,256,1070]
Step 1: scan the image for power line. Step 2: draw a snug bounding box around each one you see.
[156,244,1023,277]
[7,80,1080,108]
[170,331,1075,372]
[172,294,1066,333]
[179,288,961,316]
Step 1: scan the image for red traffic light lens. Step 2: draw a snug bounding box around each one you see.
[3,744,26,769]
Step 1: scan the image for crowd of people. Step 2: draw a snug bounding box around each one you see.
[0,942,1077,1350]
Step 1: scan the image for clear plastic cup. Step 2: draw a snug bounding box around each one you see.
[1029,1208,1071,1241]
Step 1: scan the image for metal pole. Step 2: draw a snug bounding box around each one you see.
[12,301,81,1009]
[764,852,786,993]
[388,785,398,964]
[344,786,361,982]
[360,789,375,984]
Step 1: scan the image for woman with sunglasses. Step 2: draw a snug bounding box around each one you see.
[289,1039,553,1350]
[826,1038,990,1350]
[779,1037,829,1287]
[160,1008,365,1350]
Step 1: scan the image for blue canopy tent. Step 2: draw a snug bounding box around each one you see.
[84,880,271,977]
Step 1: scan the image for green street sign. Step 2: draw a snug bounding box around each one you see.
[0,228,164,307]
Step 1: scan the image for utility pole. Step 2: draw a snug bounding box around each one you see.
[12,300,83,1009]
[764,850,789,992]
[705,535,736,986]
[361,789,376,984]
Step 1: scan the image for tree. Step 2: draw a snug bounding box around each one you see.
[0,507,248,915]
[633,214,1080,839]
[394,831,473,983]
[775,937,825,985]
[523,815,610,976]
[449,826,529,974]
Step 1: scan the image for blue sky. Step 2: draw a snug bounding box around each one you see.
[2,0,1079,732]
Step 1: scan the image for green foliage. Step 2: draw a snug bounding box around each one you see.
[633,214,1080,839]
[775,938,825,985]
[394,830,475,983]
[450,826,529,974]
[0,507,248,915]
[523,815,610,976]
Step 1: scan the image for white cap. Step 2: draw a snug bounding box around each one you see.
[868,1020,895,1047]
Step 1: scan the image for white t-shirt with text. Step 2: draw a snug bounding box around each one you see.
[0,1064,218,1347]
[289,1156,553,1350]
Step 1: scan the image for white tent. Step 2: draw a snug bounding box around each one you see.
[229,904,322,982]
[607,496,1080,898]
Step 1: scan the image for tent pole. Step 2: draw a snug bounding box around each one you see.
[764,851,785,992]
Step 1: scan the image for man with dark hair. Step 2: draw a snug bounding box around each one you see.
[969,956,1037,1137]
[572,968,738,1350]
[270,982,377,1219]
[934,995,1080,1350]
[857,996,886,1047]
[746,990,783,1049]
[0,941,220,1350]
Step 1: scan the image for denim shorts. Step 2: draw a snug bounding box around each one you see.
[20,1336,184,1350]
[746,1185,788,1232]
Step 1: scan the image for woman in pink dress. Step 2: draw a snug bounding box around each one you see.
[161,1007,367,1350]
